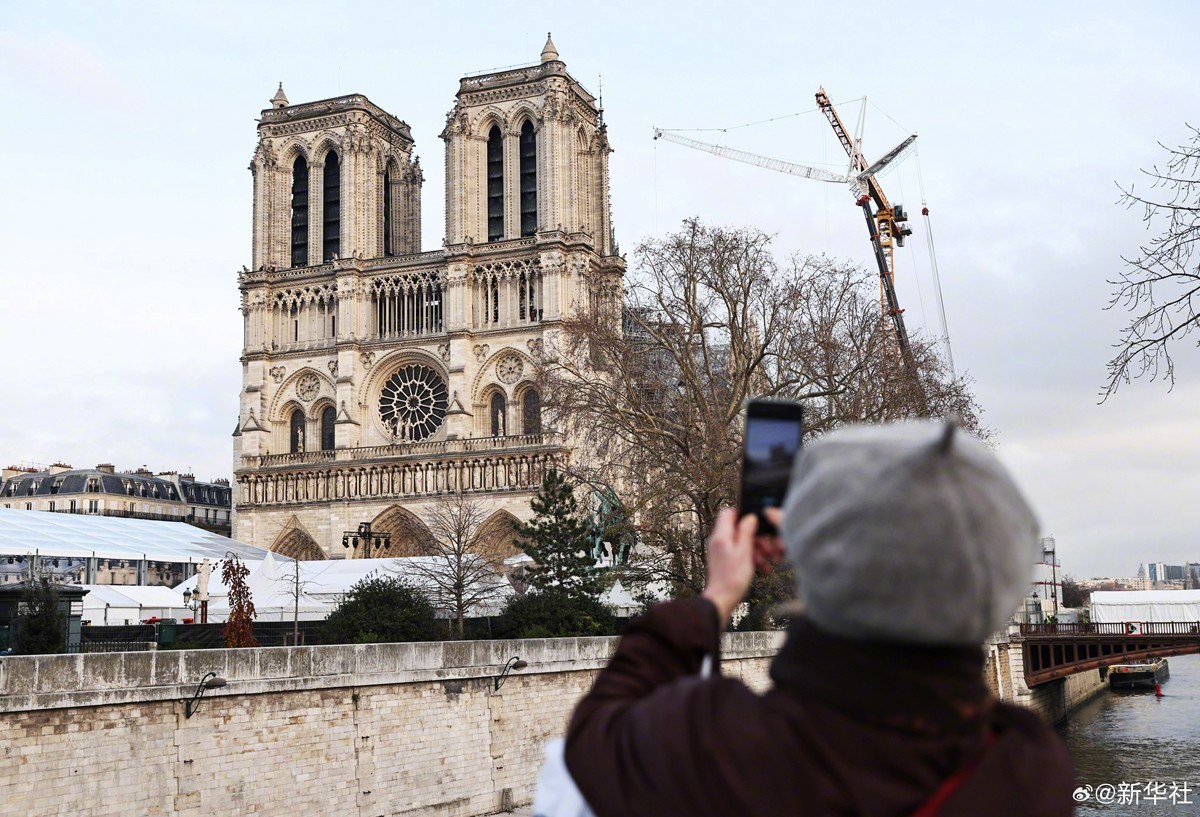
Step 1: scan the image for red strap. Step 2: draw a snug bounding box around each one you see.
[909,733,997,817]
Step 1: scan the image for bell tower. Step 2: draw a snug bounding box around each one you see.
[249,86,422,270]
[441,33,616,257]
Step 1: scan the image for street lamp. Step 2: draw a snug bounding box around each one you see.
[342,522,392,556]
[184,672,227,719]
[182,589,199,615]
[494,656,528,691]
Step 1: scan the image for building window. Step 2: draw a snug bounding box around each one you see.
[522,389,541,436]
[70,500,77,512]
[321,405,336,451]
[383,168,394,257]
[50,478,63,495]
[378,364,448,442]
[487,126,504,241]
[86,478,100,493]
[519,120,537,237]
[490,392,507,437]
[322,152,341,262]
[88,500,99,514]
[290,408,306,453]
[291,155,309,267]
[49,501,55,512]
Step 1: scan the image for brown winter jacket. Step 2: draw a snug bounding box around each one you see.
[565,599,1076,817]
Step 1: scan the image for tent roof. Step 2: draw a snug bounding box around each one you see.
[1091,590,1200,604]
[0,507,268,562]
[78,584,184,608]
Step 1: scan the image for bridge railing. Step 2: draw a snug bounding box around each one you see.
[1019,621,1200,638]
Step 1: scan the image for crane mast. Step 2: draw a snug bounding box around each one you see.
[815,87,915,373]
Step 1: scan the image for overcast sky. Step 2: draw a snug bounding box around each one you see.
[1,1,1196,578]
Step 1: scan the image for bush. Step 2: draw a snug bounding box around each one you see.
[319,576,438,644]
[493,589,617,639]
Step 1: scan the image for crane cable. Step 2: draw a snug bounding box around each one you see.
[914,149,956,380]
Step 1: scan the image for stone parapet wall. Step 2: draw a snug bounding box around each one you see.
[0,632,782,817]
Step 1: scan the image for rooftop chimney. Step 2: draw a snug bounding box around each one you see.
[96,464,116,474]
[49,463,73,475]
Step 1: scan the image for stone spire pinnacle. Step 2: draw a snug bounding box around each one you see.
[540,32,559,63]
[271,82,289,109]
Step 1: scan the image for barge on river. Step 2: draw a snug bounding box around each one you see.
[1107,658,1170,690]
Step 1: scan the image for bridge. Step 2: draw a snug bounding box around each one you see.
[1018,622,1200,686]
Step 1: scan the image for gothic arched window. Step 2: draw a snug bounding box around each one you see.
[291,156,309,267]
[522,389,541,436]
[320,406,335,451]
[487,126,504,241]
[490,392,507,437]
[519,120,537,237]
[383,168,394,257]
[290,409,306,453]
[322,152,341,262]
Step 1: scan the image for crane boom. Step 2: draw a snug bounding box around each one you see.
[653,129,848,184]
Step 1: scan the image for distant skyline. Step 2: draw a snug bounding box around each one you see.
[1,1,1197,577]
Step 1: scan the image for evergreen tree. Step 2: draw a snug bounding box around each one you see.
[514,469,602,599]
[13,578,66,655]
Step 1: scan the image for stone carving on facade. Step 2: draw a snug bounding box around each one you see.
[360,351,375,368]
[269,366,286,383]
[328,360,338,378]
[527,338,544,360]
[496,353,524,385]
[296,373,320,402]
[473,344,490,363]
[437,343,450,363]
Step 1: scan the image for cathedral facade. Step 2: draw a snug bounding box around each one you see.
[233,36,624,558]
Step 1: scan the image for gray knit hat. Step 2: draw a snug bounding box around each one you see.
[780,420,1039,646]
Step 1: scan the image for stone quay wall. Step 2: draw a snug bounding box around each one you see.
[2,628,1105,817]
[0,632,782,817]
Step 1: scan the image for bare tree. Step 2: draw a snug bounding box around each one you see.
[540,219,983,597]
[397,494,511,637]
[1105,125,1200,398]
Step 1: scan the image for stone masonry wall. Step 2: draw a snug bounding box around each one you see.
[0,633,782,817]
[986,632,1107,724]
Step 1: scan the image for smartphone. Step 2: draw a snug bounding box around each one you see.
[738,398,804,536]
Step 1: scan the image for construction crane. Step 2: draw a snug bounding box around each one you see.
[815,87,916,374]
[653,90,921,375]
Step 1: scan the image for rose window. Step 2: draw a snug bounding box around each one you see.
[378,364,448,441]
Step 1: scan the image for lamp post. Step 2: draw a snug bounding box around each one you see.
[342,522,392,557]
[182,589,199,622]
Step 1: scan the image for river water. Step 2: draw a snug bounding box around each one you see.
[1059,653,1200,815]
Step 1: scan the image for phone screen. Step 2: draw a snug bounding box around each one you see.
[739,400,803,535]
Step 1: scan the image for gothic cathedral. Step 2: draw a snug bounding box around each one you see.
[233,36,623,558]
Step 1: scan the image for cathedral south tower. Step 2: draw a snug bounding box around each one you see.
[233,36,624,558]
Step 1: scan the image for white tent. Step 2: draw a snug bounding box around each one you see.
[203,552,332,622]
[176,553,516,622]
[79,584,189,625]
[1090,590,1200,623]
